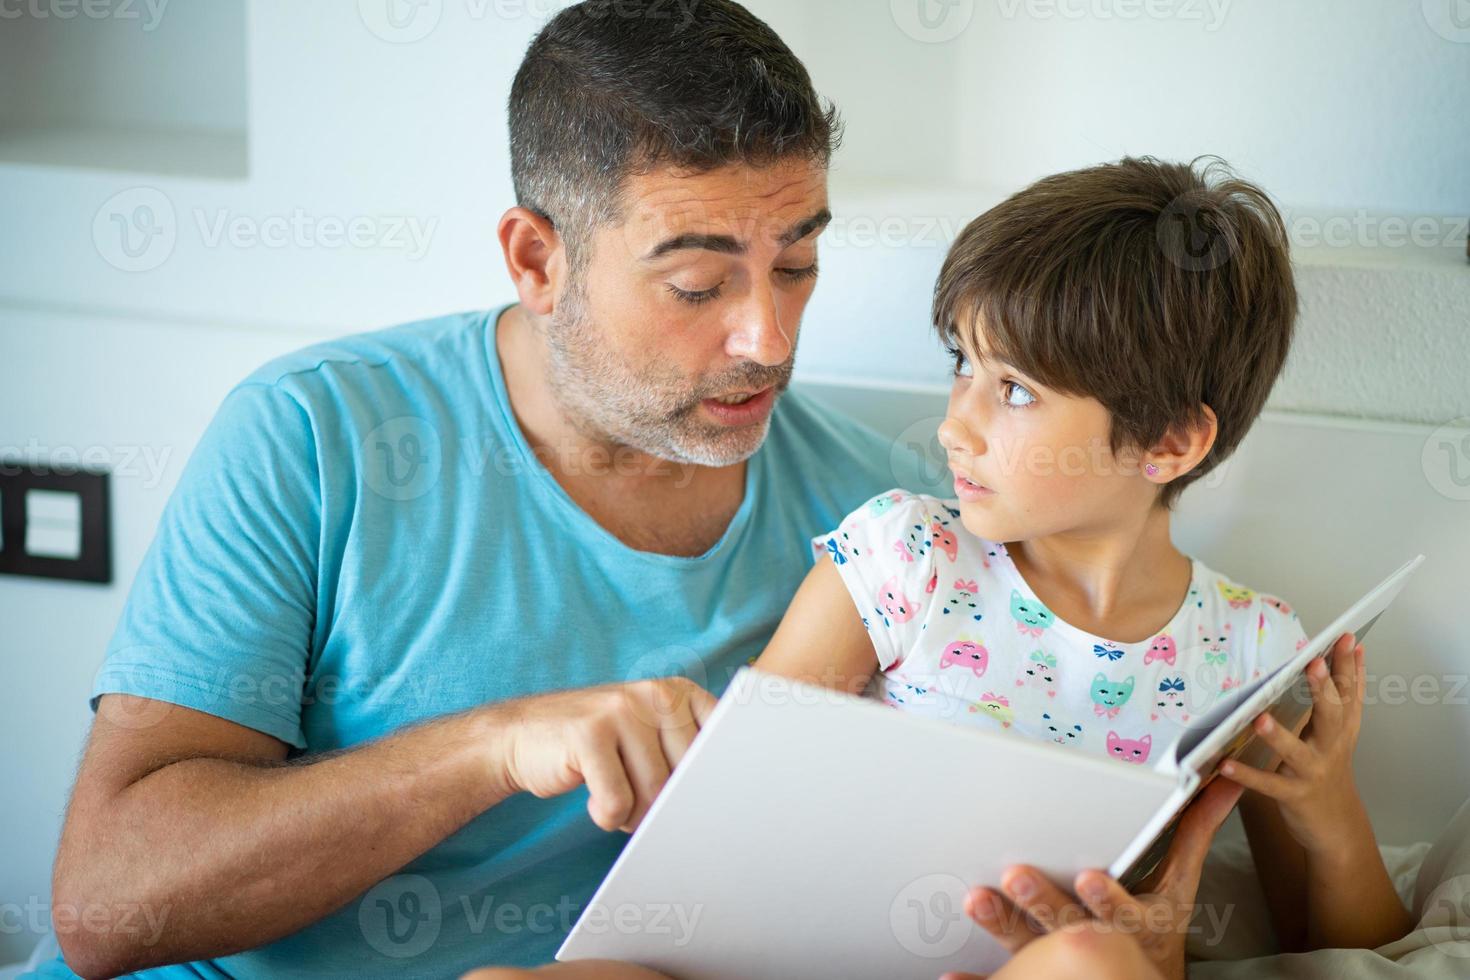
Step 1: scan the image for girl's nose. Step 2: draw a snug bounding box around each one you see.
[938,416,982,457]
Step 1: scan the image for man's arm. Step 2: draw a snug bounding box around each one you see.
[55,677,713,979]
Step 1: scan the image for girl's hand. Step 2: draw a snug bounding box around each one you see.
[1217,632,1366,856]
[952,777,1244,980]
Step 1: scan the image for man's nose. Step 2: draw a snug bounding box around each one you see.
[724,284,793,367]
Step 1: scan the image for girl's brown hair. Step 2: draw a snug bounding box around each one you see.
[933,155,1297,508]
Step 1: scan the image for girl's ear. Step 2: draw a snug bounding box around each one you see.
[1143,403,1219,481]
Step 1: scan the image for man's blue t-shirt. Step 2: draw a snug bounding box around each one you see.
[32,306,934,978]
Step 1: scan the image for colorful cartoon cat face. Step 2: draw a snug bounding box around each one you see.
[929,521,959,562]
[868,492,903,516]
[968,691,1013,728]
[1010,590,1055,635]
[1262,595,1295,617]
[1151,676,1190,724]
[1090,673,1135,708]
[876,577,918,625]
[943,579,982,621]
[1197,623,1232,664]
[1041,711,1083,746]
[1217,581,1255,609]
[1107,731,1152,765]
[939,639,989,677]
[1091,673,1135,719]
[1143,633,1177,667]
[1016,649,1058,696]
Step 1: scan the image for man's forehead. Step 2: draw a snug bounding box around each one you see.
[619,162,830,255]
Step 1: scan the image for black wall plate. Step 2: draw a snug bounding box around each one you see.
[0,462,112,584]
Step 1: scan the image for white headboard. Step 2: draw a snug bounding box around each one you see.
[796,379,1470,846]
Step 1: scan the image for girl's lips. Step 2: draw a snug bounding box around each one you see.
[700,386,776,426]
[953,472,995,501]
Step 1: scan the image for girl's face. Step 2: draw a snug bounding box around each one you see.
[936,331,1156,544]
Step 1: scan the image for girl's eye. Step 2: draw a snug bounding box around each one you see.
[666,282,722,306]
[776,263,818,284]
[1003,380,1036,409]
[945,345,972,378]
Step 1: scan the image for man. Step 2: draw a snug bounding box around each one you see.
[36,3,936,976]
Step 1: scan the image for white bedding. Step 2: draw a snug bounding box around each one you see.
[1187,796,1470,977]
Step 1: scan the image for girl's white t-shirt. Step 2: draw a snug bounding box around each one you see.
[810,489,1309,771]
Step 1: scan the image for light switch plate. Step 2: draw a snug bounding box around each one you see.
[0,462,111,583]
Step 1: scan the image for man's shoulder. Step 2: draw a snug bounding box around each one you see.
[767,385,947,497]
[237,308,495,397]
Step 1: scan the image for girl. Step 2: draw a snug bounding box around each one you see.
[751,156,1414,956]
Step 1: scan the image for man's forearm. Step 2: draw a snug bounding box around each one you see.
[59,704,517,975]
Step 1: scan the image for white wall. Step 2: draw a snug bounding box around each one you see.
[1,0,1467,964]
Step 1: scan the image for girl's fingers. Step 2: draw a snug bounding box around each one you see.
[1250,709,1314,773]
[1073,870,1134,924]
[997,865,1089,936]
[964,885,1046,954]
[1219,758,1295,801]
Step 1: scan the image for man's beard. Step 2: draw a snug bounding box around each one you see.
[542,285,795,467]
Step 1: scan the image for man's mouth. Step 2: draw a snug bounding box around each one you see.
[710,390,761,405]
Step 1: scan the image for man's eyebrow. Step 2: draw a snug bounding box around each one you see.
[641,207,832,261]
[777,207,832,247]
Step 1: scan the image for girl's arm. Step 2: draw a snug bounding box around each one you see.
[752,555,881,696]
[1221,634,1415,950]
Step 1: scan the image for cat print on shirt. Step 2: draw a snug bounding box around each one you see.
[940,638,990,677]
[1010,590,1056,638]
[1107,730,1153,765]
[1151,676,1191,725]
[1042,711,1084,746]
[814,490,1310,771]
[943,579,983,621]
[969,691,1014,728]
[1091,673,1136,719]
[1016,649,1059,697]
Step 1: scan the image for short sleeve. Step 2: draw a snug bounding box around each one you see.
[808,489,940,671]
[90,383,321,749]
[1249,593,1310,682]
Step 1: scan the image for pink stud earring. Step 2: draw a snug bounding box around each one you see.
[1144,463,1159,477]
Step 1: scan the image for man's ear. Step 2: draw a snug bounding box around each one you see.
[1143,403,1219,483]
[498,206,566,317]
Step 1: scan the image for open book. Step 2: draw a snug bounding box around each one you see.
[558,554,1424,980]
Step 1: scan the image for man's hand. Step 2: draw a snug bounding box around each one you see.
[952,776,1245,980]
[498,677,717,833]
